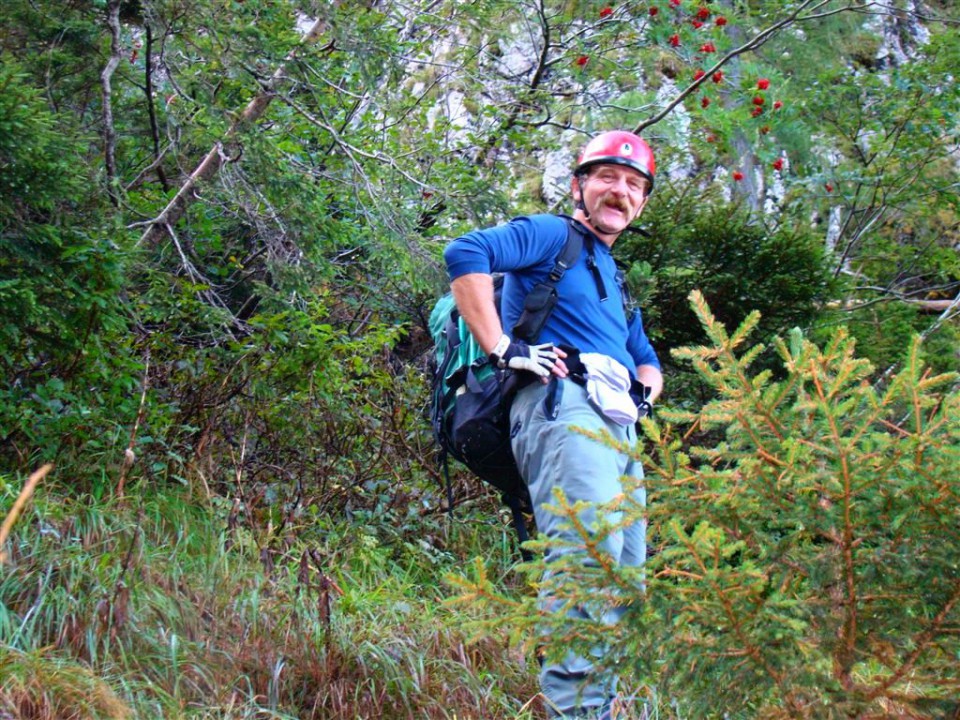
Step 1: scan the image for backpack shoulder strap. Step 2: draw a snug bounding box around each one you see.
[549,216,585,283]
[563,215,617,303]
[548,216,633,308]
[511,216,585,342]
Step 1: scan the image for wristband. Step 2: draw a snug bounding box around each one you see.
[490,333,511,361]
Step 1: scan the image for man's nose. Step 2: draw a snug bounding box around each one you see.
[609,177,629,195]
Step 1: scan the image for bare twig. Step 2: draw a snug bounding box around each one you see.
[124,142,174,193]
[832,206,887,278]
[116,351,151,498]
[275,93,432,189]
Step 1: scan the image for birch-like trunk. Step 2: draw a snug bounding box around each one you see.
[137,16,331,248]
[101,0,122,207]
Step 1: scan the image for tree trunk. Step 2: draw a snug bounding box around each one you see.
[101,0,122,207]
[143,24,169,191]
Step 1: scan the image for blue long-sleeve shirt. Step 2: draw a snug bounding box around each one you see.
[444,214,660,378]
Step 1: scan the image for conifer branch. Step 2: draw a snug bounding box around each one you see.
[868,579,960,698]
[676,527,787,689]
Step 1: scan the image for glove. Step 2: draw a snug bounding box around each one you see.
[489,334,557,377]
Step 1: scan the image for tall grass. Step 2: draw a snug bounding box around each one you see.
[0,474,541,719]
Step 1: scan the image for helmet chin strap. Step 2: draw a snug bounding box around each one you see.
[587,214,621,236]
[575,173,588,215]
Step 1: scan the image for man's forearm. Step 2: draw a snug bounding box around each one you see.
[450,273,504,356]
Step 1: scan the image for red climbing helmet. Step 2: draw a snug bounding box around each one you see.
[574,130,656,190]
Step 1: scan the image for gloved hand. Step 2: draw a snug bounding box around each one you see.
[489,334,557,377]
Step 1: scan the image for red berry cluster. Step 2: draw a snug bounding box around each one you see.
[579,2,793,183]
[669,4,734,115]
[665,3,730,47]
[730,79,789,180]
[750,78,784,117]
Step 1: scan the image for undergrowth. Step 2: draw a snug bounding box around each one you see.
[0,476,540,719]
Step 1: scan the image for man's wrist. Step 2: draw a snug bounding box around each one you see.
[489,334,511,361]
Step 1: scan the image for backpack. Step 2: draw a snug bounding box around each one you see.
[429,218,586,551]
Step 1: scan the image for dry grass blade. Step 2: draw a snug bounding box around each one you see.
[0,645,133,719]
[0,463,53,565]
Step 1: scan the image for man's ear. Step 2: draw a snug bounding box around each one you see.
[571,176,582,203]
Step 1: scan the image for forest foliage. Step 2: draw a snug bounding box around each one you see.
[1,0,959,717]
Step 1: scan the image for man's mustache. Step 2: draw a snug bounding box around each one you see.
[599,195,628,211]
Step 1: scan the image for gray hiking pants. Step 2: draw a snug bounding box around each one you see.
[510,377,646,718]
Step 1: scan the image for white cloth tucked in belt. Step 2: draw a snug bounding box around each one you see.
[579,352,637,426]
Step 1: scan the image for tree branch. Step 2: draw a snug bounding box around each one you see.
[920,288,960,341]
[136,14,333,248]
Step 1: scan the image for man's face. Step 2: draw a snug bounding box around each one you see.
[573,164,650,241]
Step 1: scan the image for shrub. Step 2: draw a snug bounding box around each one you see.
[617,196,840,410]
[452,292,960,719]
[636,292,960,718]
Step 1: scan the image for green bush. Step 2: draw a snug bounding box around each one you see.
[0,59,139,471]
[618,194,840,409]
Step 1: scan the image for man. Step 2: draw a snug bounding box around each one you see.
[443,130,663,719]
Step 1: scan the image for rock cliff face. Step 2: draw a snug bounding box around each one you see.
[388,1,949,239]
[869,0,932,69]
[343,6,952,244]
